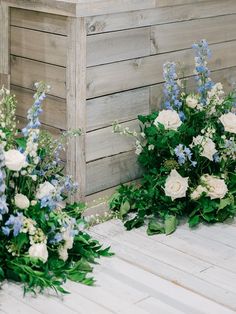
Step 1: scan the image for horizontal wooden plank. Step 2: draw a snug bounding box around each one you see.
[87,41,236,98]
[10,8,68,35]
[87,27,151,67]
[86,150,141,195]
[86,120,138,162]
[12,85,67,130]
[150,66,236,111]
[86,1,236,34]
[151,15,236,55]
[10,26,67,66]
[86,87,149,131]
[11,25,150,67]
[10,56,66,98]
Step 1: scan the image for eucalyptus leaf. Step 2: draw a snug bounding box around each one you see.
[164,215,177,235]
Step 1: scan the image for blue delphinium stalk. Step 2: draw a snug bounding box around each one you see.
[174,144,197,167]
[163,62,185,120]
[0,145,8,220]
[192,39,214,105]
[2,213,24,237]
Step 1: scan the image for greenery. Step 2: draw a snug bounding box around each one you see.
[110,40,236,235]
[0,83,113,295]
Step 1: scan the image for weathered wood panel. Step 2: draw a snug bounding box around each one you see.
[86,151,142,195]
[86,120,138,162]
[10,56,66,98]
[151,15,236,54]
[87,40,236,98]
[87,27,151,67]
[12,85,67,130]
[86,1,236,34]
[10,26,67,66]
[0,2,9,87]
[10,8,67,35]
[86,87,149,131]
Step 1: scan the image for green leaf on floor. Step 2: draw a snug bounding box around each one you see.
[164,215,177,235]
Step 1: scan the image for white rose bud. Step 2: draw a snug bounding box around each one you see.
[36,181,56,199]
[186,95,198,109]
[219,112,236,134]
[28,243,48,263]
[164,169,189,201]
[14,193,30,210]
[4,149,26,171]
[154,110,182,131]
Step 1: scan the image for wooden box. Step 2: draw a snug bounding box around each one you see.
[1,0,236,201]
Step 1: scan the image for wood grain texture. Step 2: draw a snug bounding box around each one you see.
[66,17,87,200]
[86,87,149,131]
[86,1,236,34]
[10,8,67,35]
[12,85,67,130]
[86,120,139,162]
[87,40,236,98]
[0,2,9,87]
[86,150,142,195]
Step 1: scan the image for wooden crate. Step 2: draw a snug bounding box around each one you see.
[1,0,236,201]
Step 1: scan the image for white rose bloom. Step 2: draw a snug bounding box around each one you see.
[58,246,68,262]
[192,135,217,161]
[191,185,208,200]
[36,181,56,199]
[164,169,189,201]
[154,110,182,131]
[201,174,228,200]
[4,149,26,171]
[28,243,48,263]
[14,193,30,210]
[219,112,236,134]
[62,229,74,249]
[186,95,198,109]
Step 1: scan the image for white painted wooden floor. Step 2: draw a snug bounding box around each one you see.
[1,219,236,314]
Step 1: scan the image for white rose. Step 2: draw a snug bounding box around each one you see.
[28,243,48,263]
[58,246,68,262]
[62,229,74,249]
[192,135,217,161]
[164,169,189,201]
[186,95,198,109]
[191,185,207,200]
[4,149,26,171]
[201,175,228,199]
[219,112,236,134]
[154,110,182,131]
[14,193,30,210]
[36,181,56,199]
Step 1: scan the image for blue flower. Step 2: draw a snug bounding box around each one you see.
[174,144,196,167]
[163,62,182,112]
[0,146,8,220]
[4,213,24,237]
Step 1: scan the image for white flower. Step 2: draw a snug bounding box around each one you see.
[164,169,189,201]
[14,194,30,210]
[186,95,198,109]
[28,243,48,263]
[62,229,74,250]
[148,144,155,151]
[191,135,217,161]
[201,174,228,200]
[4,149,26,171]
[219,112,236,134]
[36,181,56,199]
[154,110,182,131]
[58,246,68,262]
[31,200,37,206]
[191,185,207,200]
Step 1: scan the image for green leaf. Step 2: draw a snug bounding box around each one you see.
[164,215,177,235]
[147,219,165,236]
[120,201,130,217]
[218,198,232,210]
[189,215,200,228]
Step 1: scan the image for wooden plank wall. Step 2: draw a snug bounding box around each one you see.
[9,0,236,198]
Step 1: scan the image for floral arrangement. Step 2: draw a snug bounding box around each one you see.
[111,40,236,235]
[0,82,112,294]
